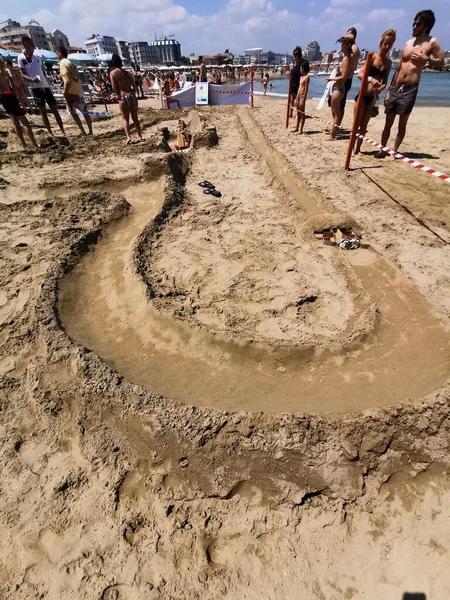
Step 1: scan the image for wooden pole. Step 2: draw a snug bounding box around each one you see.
[286,68,292,128]
[344,51,373,171]
[250,66,254,108]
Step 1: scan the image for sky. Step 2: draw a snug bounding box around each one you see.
[2,0,450,55]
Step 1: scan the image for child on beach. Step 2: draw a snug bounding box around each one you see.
[294,62,310,134]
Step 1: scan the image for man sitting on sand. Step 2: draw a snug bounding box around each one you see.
[0,57,38,150]
[376,10,444,158]
[56,46,93,137]
[19,36,65,138]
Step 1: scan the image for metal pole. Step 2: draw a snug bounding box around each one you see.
[286,68,292,128]
[344,51,374,171]
[250,65,254,108]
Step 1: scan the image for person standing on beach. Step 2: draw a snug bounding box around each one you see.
[109,53,142,145]
[294,61,310,134]
[56,46,93,137]
[376,10,444,158]
[199,56,207,83]
[18,36,65,138]
[0,57,38,150]
[338,28,360,125]
[353,29,396,155]
[289,47,303,118]
[5,60,31,111]
[325,35,353,140]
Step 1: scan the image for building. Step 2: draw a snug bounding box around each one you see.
[244,48,263,64]
[0,19,51,50]
[388,48,402,60]
[150,36,181,64]
[321,52,333,64]
[305,41,321,62]
[85,34,117,57]
[70,46,86,54]
[128,41,153,66]
[52,29,70,52]
[115,40,130,61]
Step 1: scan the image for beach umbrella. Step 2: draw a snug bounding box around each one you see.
[97,53,113,62]
[68,53,100,65]
[34,49,59,63]
[0,48,20,60]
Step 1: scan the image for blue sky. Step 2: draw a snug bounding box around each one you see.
[2,0,450,55]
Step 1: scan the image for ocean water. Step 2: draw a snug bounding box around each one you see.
[255,71,450,107]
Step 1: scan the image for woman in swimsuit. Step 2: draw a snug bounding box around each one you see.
[325,36,353,140]
[109,53,142,145]
[354,29,396,155]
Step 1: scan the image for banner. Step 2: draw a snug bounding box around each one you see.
[195,82,209,105]
[171,81,251,109]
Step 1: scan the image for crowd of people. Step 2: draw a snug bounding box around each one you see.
[289,9,444,155]
[0,9,445,153]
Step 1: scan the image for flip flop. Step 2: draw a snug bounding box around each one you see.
[338,237,361,250]
[198,181,215,188]
[203,188,222,198]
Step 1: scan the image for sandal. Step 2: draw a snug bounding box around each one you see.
[203,188,222,198]
[198,181,215,188]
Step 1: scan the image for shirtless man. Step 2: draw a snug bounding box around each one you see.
[198,56,207,83]
[0,57,38,150]
[6,60,31,110]
[338,28,360,125]
[377,10,444,157]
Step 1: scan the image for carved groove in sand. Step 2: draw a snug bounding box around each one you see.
[58,109,450,414]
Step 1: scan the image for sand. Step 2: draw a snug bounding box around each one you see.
[1,97,450,599]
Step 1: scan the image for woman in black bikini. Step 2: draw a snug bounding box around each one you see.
[109,53,142,145]
[354,29,396,155]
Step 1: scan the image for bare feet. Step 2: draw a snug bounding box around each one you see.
[384,154,396,161]
[325,136,335,141]
[125,138,131,146]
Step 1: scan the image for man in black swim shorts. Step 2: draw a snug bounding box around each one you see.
[338,28,360,126]
[0,56,38,150]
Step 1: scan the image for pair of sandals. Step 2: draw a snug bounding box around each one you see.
[198,180,222,198]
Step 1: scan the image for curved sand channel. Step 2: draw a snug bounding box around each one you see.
[58,171,450,414]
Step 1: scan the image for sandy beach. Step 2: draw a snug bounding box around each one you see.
[1,97,450,599]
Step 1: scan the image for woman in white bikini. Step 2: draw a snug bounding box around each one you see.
[109,53,142,145]
[326,35,353,140]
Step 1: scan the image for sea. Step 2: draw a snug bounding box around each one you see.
[254,71,450,107]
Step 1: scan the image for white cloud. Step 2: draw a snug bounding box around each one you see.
[330,0,370,6]
[14,1,450,56]
[366,8,405,23]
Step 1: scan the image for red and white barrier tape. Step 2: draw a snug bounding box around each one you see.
[285,102,450,184]
[355,133,450,183]
[284,103,345,131]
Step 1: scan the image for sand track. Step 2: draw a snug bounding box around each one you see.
[57,108,450,414]
[2,102,450,600]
